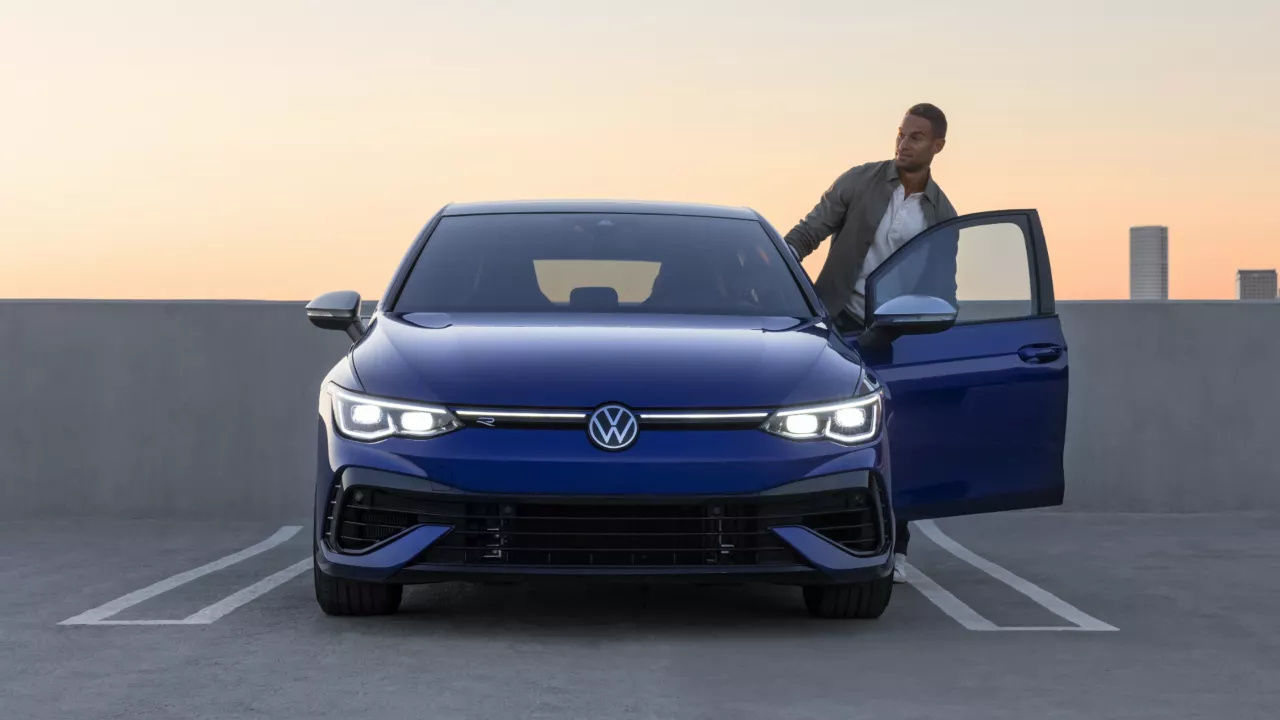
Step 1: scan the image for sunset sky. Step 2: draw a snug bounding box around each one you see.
[3,0,1278,300]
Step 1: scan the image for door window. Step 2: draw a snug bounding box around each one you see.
[867,215,1043,324]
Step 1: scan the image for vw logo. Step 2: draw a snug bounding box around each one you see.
[587,404,639,451]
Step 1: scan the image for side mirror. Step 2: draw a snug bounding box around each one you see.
[870,294,957,334]
[306,290,366,341]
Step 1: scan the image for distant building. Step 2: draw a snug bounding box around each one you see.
[1237,269,1278,300]
[1129,226,1169,300]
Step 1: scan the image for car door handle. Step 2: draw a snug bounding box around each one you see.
[1017,343,1064,364]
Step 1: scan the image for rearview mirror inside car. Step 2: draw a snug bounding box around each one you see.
[305,290,366,341]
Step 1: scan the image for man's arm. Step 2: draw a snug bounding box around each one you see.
[782,167,858,259]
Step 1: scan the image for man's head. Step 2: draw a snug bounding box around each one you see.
[894,103,947,173]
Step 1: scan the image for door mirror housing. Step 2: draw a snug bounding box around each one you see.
[306,290,367,341]
[868,294,957,337]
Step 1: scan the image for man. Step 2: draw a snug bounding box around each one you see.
[783,103,957,583]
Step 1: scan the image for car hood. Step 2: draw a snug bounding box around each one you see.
[350,312,862,408]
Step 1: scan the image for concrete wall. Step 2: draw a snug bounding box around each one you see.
[1057,301,1280,511]
[0,301,355,521]
[1,299,1277,519]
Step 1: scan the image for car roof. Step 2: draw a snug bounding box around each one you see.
[440,199,760,220]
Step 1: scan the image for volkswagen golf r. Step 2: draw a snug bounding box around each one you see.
[306,200,1067,619]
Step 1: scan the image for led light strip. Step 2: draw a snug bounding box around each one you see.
[450,408,771,424]
[454,409,587,420]
[638,411,770,421]
[328,384,454,414]
[769,391,882,416]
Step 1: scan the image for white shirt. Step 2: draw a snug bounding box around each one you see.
[844,184,927,321]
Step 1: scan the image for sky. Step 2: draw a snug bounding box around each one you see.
[3,0,1278,300]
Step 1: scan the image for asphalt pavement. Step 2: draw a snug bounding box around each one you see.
[3,511,1277,719]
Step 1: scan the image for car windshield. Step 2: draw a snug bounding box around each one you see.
[392,212,813,316]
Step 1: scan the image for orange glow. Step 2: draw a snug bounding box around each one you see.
[3,2,1277,301]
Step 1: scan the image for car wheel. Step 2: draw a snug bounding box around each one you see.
[313,553,403,616]
[802,577,892,619]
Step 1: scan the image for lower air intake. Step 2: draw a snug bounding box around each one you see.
[330,481,887,568]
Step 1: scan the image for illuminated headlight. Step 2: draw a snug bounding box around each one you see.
[326,383,461,441]
[761,392,882,445]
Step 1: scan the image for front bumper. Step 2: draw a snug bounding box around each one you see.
[316,467,894,586]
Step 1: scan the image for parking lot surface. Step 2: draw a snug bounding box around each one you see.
[3,511,1277,719]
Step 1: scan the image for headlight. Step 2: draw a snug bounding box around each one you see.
[761,392,882,445]
[326,383,462,441]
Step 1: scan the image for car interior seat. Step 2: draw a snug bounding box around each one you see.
[568,286,620,311]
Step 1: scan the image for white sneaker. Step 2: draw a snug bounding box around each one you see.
[892,553,908,584]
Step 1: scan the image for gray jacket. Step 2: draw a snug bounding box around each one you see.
[784,159,957,316]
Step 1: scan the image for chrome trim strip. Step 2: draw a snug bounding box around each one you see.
[454,409,587,419]
[638,411,770,420]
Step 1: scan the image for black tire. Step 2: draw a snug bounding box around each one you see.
[802,577,893,619]
[313,556,403,616]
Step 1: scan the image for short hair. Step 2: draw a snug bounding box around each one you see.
[907,103,947,139]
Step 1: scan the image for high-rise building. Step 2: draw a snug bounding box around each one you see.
[1237,269,1278,300]
[1129,226,1169,300]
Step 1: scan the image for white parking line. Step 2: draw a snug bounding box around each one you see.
[59,520,1117,631]
[902,561,998,631]
[183,559,310,624]
[59,526,303,626]
[913,519,1118,632]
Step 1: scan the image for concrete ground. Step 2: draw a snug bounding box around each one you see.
[2,512,1277,720]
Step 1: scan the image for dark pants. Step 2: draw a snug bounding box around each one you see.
[833,310,911,555]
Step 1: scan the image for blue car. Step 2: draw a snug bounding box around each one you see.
[306,200,1066,618]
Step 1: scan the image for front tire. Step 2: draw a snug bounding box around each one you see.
[313,556,403,616]
[802,577,892,619]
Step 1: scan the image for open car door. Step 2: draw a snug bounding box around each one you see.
[854,210,1067,521]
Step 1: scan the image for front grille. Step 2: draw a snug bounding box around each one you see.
[330,480,887,567]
